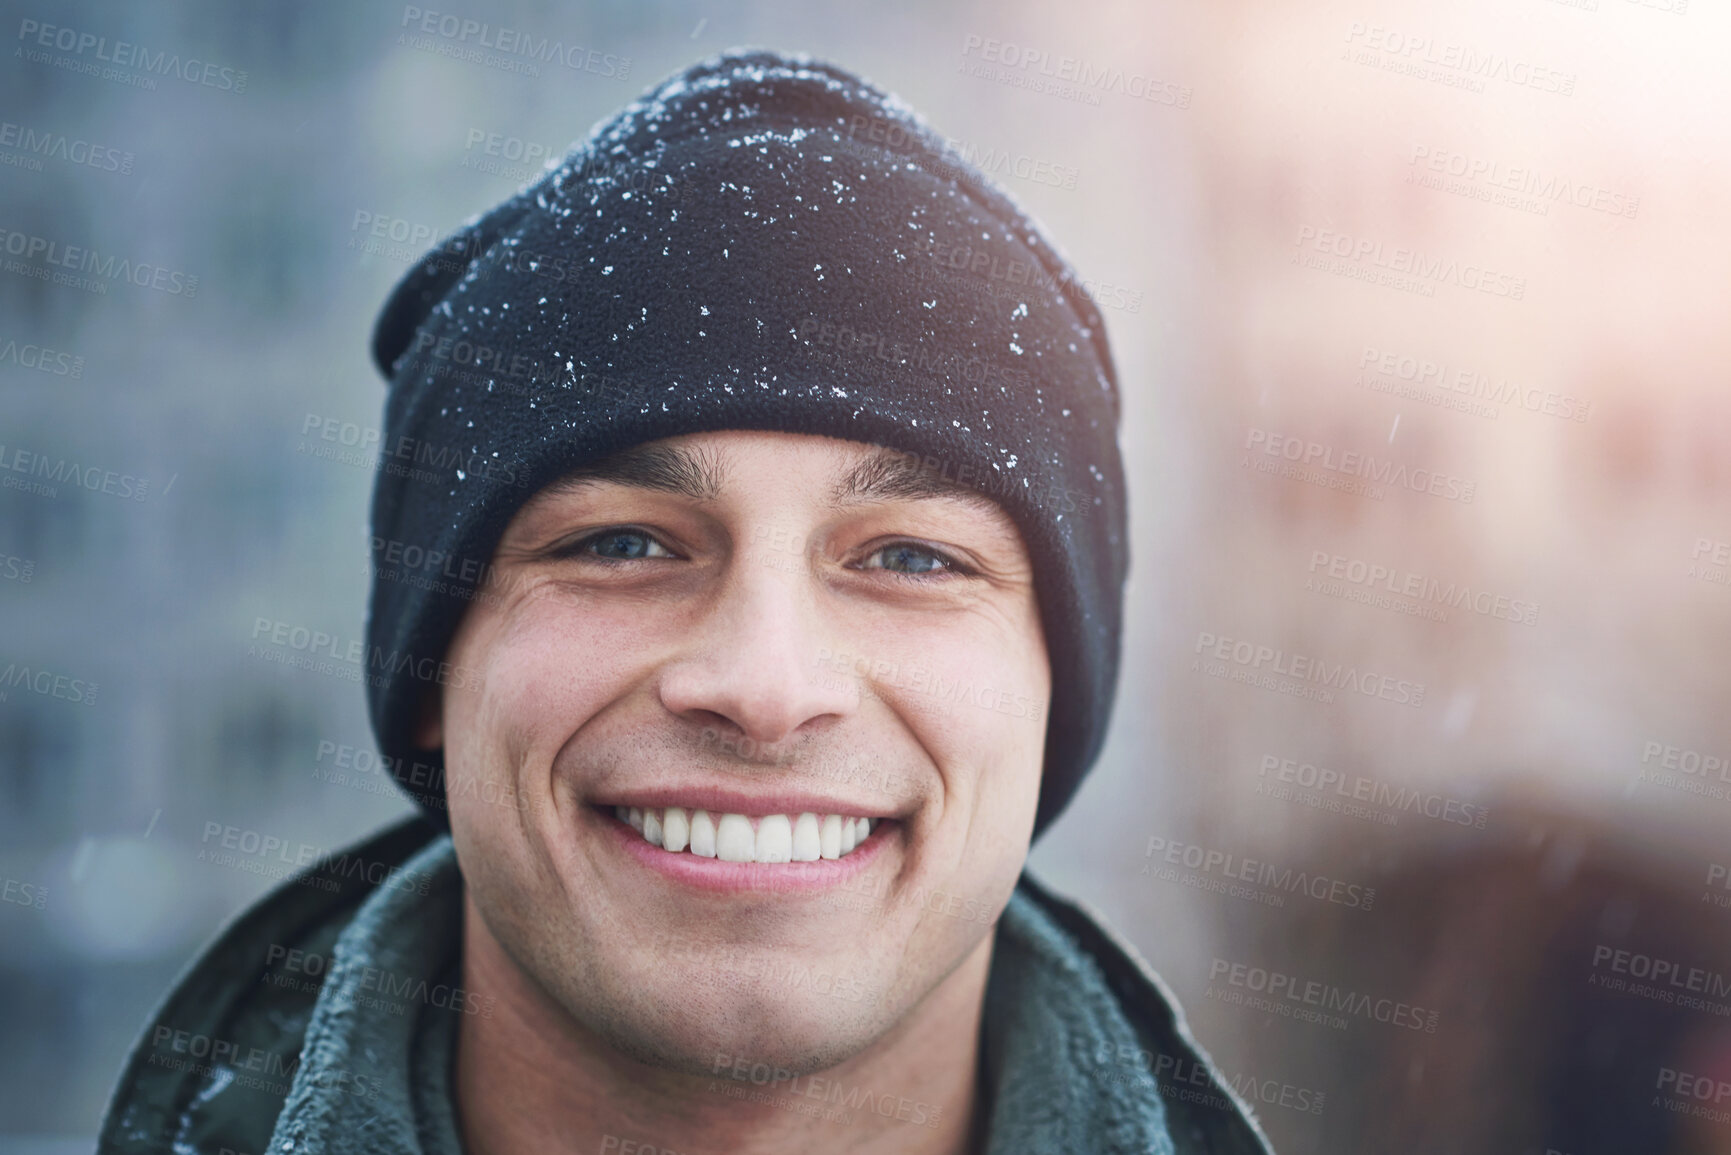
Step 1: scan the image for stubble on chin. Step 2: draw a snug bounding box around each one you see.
[462,881,902,1082]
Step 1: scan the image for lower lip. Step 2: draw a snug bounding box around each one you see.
[596,807,894,894]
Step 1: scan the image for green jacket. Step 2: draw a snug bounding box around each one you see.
[99,816,1273,1155]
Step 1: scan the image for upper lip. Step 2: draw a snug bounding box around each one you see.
[591,784,902,819]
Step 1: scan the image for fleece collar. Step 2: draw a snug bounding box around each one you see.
[99,816,1271,1155]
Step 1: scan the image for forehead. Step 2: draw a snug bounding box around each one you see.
[530,432,1015,521]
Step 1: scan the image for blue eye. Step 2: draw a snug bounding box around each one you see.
[862,542,963,577]
[579,529,673,560]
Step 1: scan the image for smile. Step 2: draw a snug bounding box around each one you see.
[613,806,881,864]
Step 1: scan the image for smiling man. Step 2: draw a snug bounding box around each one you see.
[101,50,1270,1155]
[437,430,1051,1155]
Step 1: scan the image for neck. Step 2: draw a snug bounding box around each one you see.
[453,892,992,1155]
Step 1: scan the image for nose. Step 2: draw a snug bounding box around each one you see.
[656,555,857,748]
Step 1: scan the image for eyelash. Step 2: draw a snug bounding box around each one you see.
[555,527,677,562]
[555,528,974,580]
[855,540,974,580]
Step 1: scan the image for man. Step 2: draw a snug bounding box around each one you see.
[101,51,1272,1155]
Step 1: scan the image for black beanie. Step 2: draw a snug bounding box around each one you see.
[365,49,1129,840]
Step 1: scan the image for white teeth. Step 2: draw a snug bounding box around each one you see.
[662,807,689,853]
[618,805,885,864]
[716,813,755,862]
[791,813,821,862]
[690,809,717,857]
[755,814,793,863]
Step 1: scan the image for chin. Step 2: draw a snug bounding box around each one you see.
[575,967,894,1079]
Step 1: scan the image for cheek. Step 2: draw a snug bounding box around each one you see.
[864,613,1049,819]
[448,595,667,785]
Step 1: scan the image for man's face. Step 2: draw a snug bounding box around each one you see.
[423,429,1050,1075]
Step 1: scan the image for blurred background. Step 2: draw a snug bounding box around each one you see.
[3,0,1729,1151]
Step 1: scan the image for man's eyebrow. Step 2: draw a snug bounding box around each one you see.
[829,448,1008,516]
[540,443,726,502]
[536,441,1008,516]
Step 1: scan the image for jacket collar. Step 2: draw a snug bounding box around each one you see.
[100,816,1272,1155]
